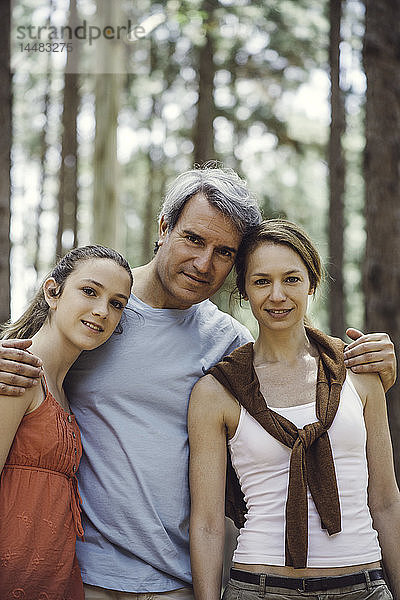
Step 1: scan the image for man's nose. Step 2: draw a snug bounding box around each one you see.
[193,248,213,274]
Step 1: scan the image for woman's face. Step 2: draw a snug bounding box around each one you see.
[45,258,132,352]
[244,242,313,333]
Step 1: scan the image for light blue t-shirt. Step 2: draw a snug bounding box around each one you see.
[64,294,252,593]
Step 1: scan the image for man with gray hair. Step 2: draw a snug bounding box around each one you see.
[0,165,396,599]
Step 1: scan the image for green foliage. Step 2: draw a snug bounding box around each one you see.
[10,0,367,333]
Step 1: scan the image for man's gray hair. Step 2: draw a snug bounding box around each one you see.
[158,165,262,237]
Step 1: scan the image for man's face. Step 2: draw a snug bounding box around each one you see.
[154,193,242,309]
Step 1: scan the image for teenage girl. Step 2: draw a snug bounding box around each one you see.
[189,220,400,600]
[0,245,133,598]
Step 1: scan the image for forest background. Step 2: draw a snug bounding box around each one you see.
[0,0,399,479]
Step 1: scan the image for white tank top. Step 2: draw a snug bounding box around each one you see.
[228,376,381,567]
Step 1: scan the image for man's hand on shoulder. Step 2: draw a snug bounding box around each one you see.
[0,339,43,396]
[344,328,397,393]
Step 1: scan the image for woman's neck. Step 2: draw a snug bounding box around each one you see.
[253,323,313,366]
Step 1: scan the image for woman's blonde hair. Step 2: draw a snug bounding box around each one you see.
[1,245,133,340]
[235,219,324,298]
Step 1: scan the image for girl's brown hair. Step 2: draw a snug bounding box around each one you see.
[1,245,133,340]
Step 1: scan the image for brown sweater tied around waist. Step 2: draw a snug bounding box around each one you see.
[207,326,347,569]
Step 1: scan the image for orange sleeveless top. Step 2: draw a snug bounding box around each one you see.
[0,378,84,599]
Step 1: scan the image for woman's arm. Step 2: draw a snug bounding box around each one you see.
[351,371,400,598]
[188,375,237,600]
[0,386,40,472]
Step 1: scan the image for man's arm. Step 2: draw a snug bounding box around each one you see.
[0,339,43,396]
[344,328,396,393]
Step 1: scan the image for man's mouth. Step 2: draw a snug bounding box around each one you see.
[81,320,104,332]
[182,272,209,285]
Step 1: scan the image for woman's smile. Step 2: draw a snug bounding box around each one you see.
[244,242,313,333]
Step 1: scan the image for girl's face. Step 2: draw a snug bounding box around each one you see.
[45,258,132,351]
[244,242,313,333]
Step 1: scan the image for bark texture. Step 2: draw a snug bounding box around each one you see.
[328,0,345,339]
[57,0,79,258]
[363,0,400,480]
[92,0,124,249]
[193,0,217,164]
[0,0,11,322]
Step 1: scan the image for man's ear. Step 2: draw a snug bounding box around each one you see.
[43,278,60,309]
[157,215,169,248]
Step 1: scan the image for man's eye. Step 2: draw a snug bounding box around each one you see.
[218,249,233,259]
[187,235,200,244]
[82,287,96,296]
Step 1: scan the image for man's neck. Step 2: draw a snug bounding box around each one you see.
[132,261,193,310]
[131,261,161,307]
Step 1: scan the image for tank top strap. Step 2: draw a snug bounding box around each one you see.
[24,348,48,397]
[40,372,50,397]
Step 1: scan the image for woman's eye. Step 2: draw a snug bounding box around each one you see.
[255,279,269,285]
[286,276,300,283]
[82,287,96,296]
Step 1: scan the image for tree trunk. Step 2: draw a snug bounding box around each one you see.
[328,0,345,339]
[57,70,79,257]
[57,0,79,258]
[35,1,54,276]
[34,68,51,275]
[0,0,11,323]
[193,0,217,164]
[142,152,162,264]
[363,0,400,481]
[92,0,124,250]
[93,74,123,248]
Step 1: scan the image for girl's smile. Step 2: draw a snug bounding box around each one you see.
[45,259,132,353]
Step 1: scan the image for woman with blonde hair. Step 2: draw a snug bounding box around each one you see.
[189,220,400,600]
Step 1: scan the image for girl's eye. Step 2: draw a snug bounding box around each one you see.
[82,287,96,296]
[110,300,124,310]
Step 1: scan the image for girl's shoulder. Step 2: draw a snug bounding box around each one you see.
[0,383,44,416]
